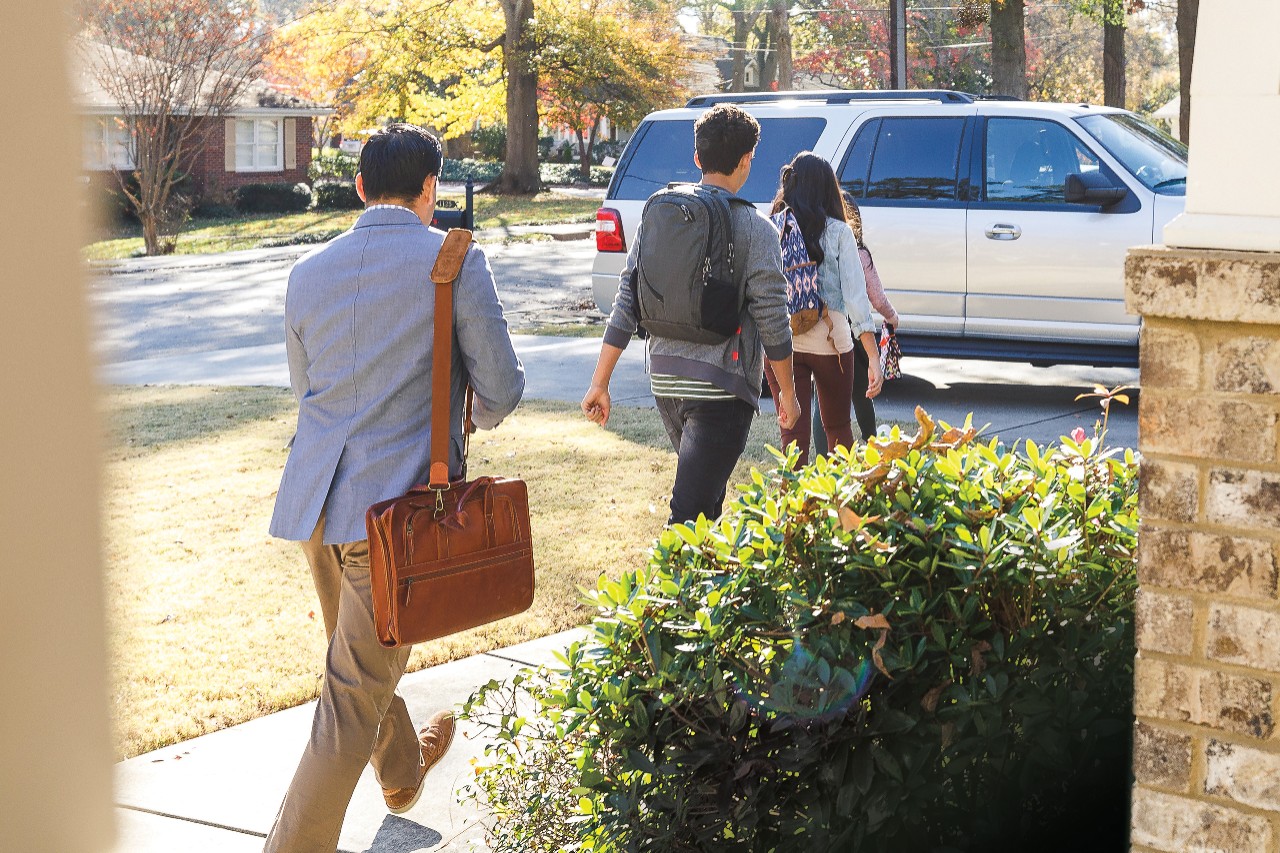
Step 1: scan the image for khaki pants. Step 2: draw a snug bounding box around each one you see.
[263,515,423,853]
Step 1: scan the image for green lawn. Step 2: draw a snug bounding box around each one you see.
[103,387,787,758]
[86,190,600,261]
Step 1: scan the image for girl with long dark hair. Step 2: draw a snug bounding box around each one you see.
[765,151,882,465]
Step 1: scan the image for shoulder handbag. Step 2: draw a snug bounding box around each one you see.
[879,323,903,381]
[365,229,535,648]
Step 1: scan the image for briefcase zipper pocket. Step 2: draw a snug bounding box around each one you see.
[400,541,533,605]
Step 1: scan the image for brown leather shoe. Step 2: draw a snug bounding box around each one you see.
[382,710,456,814]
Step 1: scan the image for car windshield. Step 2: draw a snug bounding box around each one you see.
[1077,113,1188,195]
[609,117,828,203]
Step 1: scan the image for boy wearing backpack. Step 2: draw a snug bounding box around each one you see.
[581,104,800,526]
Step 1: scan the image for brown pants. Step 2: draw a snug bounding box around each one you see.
[263,515,423,853]
[766,349,856,467]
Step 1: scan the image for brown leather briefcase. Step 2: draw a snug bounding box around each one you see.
[366,229,534,648]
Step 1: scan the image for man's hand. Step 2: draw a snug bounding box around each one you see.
[581,384,611,426]
[777,392,801,430]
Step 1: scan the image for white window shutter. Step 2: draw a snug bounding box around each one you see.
[284,119,297,170]
[224,119,236,171]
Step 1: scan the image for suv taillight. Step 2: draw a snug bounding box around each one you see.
[596,208,626,253]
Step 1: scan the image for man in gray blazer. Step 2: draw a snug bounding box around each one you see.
[264,123,525,852]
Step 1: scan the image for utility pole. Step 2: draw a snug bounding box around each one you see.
[888,0,908,89]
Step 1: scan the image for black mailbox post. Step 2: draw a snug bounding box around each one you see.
[430,179,475,230]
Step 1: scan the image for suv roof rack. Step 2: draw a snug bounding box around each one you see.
[684,89,976,108]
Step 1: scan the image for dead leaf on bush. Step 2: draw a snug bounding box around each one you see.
[831,611,847,626]
[868,438,911,462]
[921,680,950,714]
[910,406,936,450]
[970,640,992,677]
[851,463,891,488]
[930,426,979,452]
[855,613,892,679]
[838,507,881,532]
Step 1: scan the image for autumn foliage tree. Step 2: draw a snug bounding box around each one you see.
[537,0,689,181]
[77,0,266,254]
[262,2,370,146]
[794,4,987,92]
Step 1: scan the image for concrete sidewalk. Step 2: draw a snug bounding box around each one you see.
[114,629,587,853]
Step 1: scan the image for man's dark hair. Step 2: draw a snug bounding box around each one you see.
[358,123,442,202]
[694,104,760,176]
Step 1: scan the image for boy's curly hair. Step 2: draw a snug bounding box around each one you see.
[694,104,760,176]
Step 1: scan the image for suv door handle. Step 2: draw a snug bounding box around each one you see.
[985,224,1022,240]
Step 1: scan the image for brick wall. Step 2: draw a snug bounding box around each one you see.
[190,115,313,200]
[80,115,315,207]
[1126,246,1280,853]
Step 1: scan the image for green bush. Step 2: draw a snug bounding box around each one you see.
[462,408,1138,853]
[539,163,614,186]
[471,124,508,161]
[440,158,503,183]
[308,148,359,182]
[312,180,362,211]
[234,182,312,213]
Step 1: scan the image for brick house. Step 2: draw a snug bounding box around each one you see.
[76,41,332,203]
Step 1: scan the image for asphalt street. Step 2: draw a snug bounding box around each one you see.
[90,238,1140,448]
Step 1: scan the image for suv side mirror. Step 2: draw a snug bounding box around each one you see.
[1065,171,1127,207]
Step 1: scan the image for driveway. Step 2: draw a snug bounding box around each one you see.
[90,238,1139,448]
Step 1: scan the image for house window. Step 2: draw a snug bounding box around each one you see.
[235,119,283,171]
[83,117,134,171]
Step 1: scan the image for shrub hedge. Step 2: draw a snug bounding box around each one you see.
[539,163,614,186]
[308,149,359,182]
[440,159,504,183]
[462,408,1138,853]
[312,180,362,211]
[234,182,312,213]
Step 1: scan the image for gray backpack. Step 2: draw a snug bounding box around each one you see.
[632,183,756,344]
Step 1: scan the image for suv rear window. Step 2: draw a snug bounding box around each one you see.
[610,117,827,203]
[841,116,966,201]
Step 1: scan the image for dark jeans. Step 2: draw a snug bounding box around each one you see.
[655,396,755,525]
[812,345,877,454]
[765,350,856,467]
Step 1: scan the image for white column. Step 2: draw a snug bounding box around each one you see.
[1162,0,1280,252]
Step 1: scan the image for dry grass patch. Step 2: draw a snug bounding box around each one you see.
[104,388,786,758]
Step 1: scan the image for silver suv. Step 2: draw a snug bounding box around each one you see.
[592,90,1188,367]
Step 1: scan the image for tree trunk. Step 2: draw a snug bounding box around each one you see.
[576,121,599,183]
[140,211,161,256]
[989,0,1027,99]
[730,8,750,92]
[1177,0,1198,144]
[1103,12,1125,108]
[770,0,792,90]
[729,3,766,92]
[759,25,776,90]
[497,0,540,194]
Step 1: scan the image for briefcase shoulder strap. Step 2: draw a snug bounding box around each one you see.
[429,228,474,489]
[431,228,473,284]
